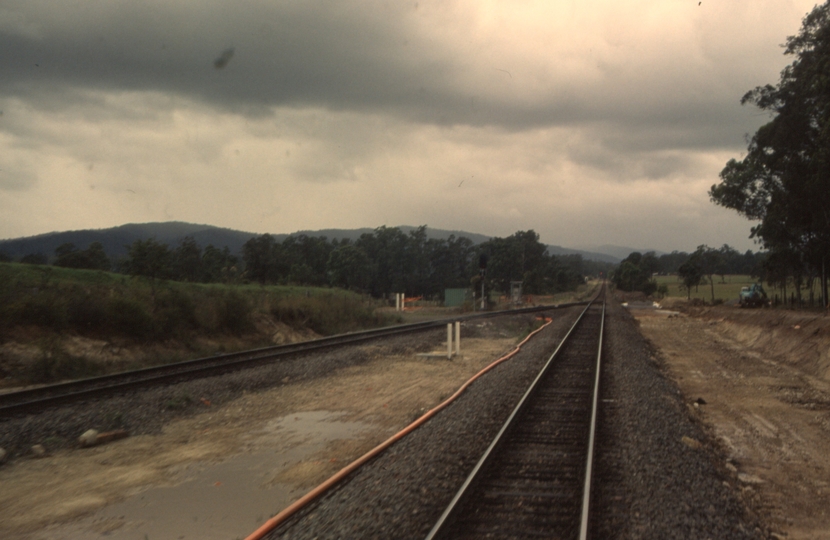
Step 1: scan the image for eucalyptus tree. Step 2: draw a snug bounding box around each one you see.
[710,1,830,302]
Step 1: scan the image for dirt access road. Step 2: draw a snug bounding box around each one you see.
[632,301,830,540]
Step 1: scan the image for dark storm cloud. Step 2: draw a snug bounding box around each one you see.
[0,0,773,142]
[0,0,817,249]
[0,1,456,117]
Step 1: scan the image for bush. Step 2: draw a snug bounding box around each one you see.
[154,288,198,338]
[271,292,387,335]
[18,295,67,329]
[67,290,108,331]
[106,298,154,339]
[642,280,658,297]
[218,291,252,335]
[23,340,105,383]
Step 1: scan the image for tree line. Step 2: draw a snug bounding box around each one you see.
[613,245,767,301]
[710,1,830,307]
[3,226,599,300]
[241,226,593,298]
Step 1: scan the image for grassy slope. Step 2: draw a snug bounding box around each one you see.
[0,262,396,384]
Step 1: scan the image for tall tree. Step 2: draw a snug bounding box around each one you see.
[202,244,238,283]
[242,234,278,284]
[53,242,111,270]
[677,257,704,300]
[172,236,202,282]
[327,244,373,292]
[125,238,172,304]
[612,252,658,295]
[710,1,830,303]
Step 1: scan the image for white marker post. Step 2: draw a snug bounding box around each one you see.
[455,321,461,355]
[447,323,453,359]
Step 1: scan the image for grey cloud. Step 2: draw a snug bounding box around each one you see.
[0,162,36,191]
[0,0,781,145]
[0,1,455,116]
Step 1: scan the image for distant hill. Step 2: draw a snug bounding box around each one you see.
[575,244,666,261]
[275,226,493,246]
[546,245,620,264]
[0,222,621,263]
[0,222,258,261]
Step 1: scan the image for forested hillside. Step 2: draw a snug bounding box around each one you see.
[1,225,609,300]
[0,223,611,299]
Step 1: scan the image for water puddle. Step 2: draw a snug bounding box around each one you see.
[36,411,371,540]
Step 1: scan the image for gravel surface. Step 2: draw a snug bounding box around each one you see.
[3,298,770,539]
[0,312,548,462]
[0,328,447,459]
[263,299,770,539]
[267,307,584,539]
[593,300,768,539]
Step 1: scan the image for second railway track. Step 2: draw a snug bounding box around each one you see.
[0,302,585,416]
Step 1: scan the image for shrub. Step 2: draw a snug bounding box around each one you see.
[23,340,105,383]
[271,292,387,335]
[218,291,252,335]
[154,288,198,338]
[106,298,154,339]
[18,295,67,329]
[67,290,108,331]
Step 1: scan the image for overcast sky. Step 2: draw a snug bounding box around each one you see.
[0,0,818,252]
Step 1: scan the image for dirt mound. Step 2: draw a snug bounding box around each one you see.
[684,305,830,382]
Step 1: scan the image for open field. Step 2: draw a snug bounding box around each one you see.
[654,274,758,303]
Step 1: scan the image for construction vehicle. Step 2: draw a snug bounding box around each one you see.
[738,283,769,308]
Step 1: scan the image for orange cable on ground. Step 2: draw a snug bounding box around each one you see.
[245,317,553,540]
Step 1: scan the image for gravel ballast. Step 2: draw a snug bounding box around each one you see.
[591,300,768,539]
[0,327,444,459]
[0,312,549,461]
[263,299,768,539]
[268,306,584,539]
[1,298,771,539]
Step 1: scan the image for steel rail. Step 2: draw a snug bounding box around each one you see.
[579,299,605,540]
[0,302,587,416]
[425,289,606,540]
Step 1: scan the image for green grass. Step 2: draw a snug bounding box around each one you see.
[0,261,394,341]
[0,261,399,384]
[653,274,758,302]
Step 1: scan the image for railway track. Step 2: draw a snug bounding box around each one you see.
[426,295,605,540]
[0,302,586,417]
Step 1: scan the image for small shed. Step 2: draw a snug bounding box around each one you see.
[444,288,470,307]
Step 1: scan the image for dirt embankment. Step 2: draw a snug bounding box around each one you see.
[681,303,830,382]
[0,316,319,392]
[633,300,830,540]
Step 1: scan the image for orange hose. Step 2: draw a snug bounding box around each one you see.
[245,318,553,540]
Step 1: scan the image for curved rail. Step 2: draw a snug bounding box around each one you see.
[0,302,586,416]
[426,292,606,539]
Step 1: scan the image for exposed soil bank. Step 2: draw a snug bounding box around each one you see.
[633,301,830,539]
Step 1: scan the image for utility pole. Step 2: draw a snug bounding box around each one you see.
[478,253,488,311]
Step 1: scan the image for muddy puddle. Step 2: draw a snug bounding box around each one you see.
[34,411,371,540]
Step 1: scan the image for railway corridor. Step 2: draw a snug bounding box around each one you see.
[0,298,774,539]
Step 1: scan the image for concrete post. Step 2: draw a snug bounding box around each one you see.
[455,321,461,355]
[447,323,453,359]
